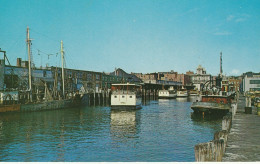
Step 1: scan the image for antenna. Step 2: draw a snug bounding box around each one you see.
[220,52,223,77]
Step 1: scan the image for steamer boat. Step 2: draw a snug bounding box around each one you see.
[111,83,142,110]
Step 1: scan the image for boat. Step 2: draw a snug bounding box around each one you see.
[190,94,233,114]
[158,86,177,99]
[0,91,21,112]
[177,89,188,97]
[20,28,84,112]
[111,83,142,110]
[189,89,199,96]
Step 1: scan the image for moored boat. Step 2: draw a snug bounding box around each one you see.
[177,89,188,97]
[189,89,199,96]
[158,86,177,99]
[190,95,233,114]
[111,83,142,110]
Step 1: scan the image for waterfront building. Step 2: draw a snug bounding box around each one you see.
[228,76,242,92]
[242,72,260,92]
[1,58,129,97]
[189,65,211,91]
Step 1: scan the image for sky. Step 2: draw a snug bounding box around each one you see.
[0,0,259,76]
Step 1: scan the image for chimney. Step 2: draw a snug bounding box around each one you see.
[17,58,22,67]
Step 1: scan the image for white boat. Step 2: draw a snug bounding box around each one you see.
[177,89,188,97]
[111,83,142,110]
[189,90,200,96]
[158,86,177,99]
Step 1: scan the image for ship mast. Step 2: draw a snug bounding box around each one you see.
[27,27,32,102]
[61,40,65,98]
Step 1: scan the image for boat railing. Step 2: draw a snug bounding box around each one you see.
[193,101,231,108]
[112,90,137,95]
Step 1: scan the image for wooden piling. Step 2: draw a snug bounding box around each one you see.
[222,115,232,132]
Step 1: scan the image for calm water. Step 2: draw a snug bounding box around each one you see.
[0,97,222,162]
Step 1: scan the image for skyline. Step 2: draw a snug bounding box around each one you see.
[0,0,259,76]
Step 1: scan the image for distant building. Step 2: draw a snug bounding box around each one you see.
[189,65,211,91]
[242,72,260,92]
[110,68,142,84]
[228,76,242,92]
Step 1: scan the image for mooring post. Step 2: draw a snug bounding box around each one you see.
[103,91,104,106]
[93,92,95,106]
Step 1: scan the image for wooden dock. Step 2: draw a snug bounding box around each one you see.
[222,95,260,161]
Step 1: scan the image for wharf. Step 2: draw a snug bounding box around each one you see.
[222,94,260,162]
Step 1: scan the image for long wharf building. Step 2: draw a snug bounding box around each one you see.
[1,58,129,96]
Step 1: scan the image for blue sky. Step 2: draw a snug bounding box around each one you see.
[0,0,259,76]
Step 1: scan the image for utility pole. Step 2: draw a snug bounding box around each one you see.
[27,27,32,102]
[61,40,65,98]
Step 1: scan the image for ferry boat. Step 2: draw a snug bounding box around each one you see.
[189,89,199,96]
[177,89,188,97]
[111,83,142,110]
[190,94,233,114]
[158,86,177,99]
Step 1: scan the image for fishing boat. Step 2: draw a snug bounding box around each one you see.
[190,94,234,114]
[158,86,177,99]
[177,89,188,97]
[20,27,83,112]
[0,50,21,112]
[111,83,142,110]
[0,91,21,112]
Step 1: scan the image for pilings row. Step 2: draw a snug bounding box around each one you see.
[86,89,159,106]
[86,91,111,106]
[142,89,158,101]
[194,102,238,162]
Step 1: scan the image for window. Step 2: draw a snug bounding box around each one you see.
[250,80,260,84]
[114,96,117,98]
[122,96,125,98]
[130,96,132,98]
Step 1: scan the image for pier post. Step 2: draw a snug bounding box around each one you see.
[103,91,105,106]
[222,115,232,132]
[93,92,95,106]
[98,93,100,105]
[194,140,224,162]
[245,96,252,114]
[214,130,228,152]
[231,103,237,119]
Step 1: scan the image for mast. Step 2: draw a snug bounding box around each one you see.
[27,27,32,102]
[61,40,65,97]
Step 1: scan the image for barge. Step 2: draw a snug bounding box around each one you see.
[191,95,233,114]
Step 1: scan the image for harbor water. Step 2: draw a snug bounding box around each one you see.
[0,97,222,162]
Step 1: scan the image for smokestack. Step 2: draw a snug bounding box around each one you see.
[17,58,22,67]
[220,52,223,76]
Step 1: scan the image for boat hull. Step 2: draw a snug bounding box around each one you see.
[0,104,21,113]
[191,101,230,113]
[21,99,75,112]
[177,94,188,97]
[111,104,142,110]
[158,96,176,99]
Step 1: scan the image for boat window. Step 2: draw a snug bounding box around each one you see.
[114,96,117,98]
[130,96,132,98]
[122,96,125,98]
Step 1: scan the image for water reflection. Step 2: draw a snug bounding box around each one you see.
[110,110,140,142]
